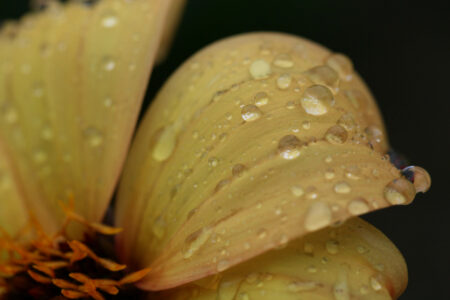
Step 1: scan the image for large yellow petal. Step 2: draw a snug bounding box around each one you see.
[115,33,425,290]
[159,218,407,300]
[0,0,174,234]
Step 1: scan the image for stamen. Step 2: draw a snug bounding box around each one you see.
[0,198,150,299]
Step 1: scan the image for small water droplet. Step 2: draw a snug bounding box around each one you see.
[103,97,113,108]
[84,127,104,148]
[325,125,348,144]
[238,292,250,300]
[334,181,351,194]
[291,185,304,197]
[152,216,166,239]
[333,277,350,300]
[241,104,262,122]
[246,272,259,284]
[273,53,294,68]
[302,120,311,130]
[287,281,318,292]
[347,198,370,215]
[33,149,48,164]
[153,126,176,162]
[285,101,296,110]
[101,12,118,28]
[305,65,339,89]
[102,57,116,71]
[370,276,382,291]
[216,259,230,272]
[183,227,213,259]
[383,178,416,205]
[257,228,267,239]
[249,59,271,79]
[208,157,219,168]
[303,242,314,254]
[326,240,339,254]
[326,53,353,81]
[277,74,292,89]
[325,170,335,180]
[254,91,269,106]
[278,135,303,160]
[300,85,334,116]
[356,245,368,254]
[304,202,332,231]
[401,166,431,193]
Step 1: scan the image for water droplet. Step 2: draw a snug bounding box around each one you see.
[326,240,339,254]
[304,202,332,231]
[365,125,383,144]
[401,165,431,193]
[153,126,176,162]
[238,292,250,300]
[383,178,416,205]
[152,216,166,239]
[356,245,368,254]
[273,53,294,68]
[370,276,382,291]
[232,164,246,177]
[333,277,350,300]
[303,242,314,254]
[307,265,317,273]
[84,127,104,148]
[287,281,318,292]
[305,65,339,89]
[208,157,219,168]
[102,57,116,71]
[291,185,304,197]
[325,170,335,180]
[334,181,351,194]
[183,227,213,259]
[249,59,271,79]
[300,85,334,116]
[101,12,118,28]
[337,113,356,131]
[257,228,267,239]
[285,101,296,110]
[277,74,292,89]
[254,91,269,106]
[216,259,230,272]
[360,285,369,295]
[241,104,262,122]
[302,120,311,130]
[325,125,348,144]
[326,53,353,81]
[347,198,370,215]
[246,272,259,284]
[278,135,303,160]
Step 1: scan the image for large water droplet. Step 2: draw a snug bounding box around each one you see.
[278,135,303,160]
[347,198,370,215]
[401,165,431,193]
[300,85,334,116]
[249,60,271,79]
[241,104,262,122]
[325,125,348,144]
[183,227,213,259]
[383,178,416,205]
[305,65,339,89]
[153,126,176,162]
[304,202,332,231]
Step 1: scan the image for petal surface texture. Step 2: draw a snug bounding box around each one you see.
[0,0,172,234]
[158,218,407,300]
[115,33,419,290]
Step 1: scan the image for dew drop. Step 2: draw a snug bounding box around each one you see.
[305,65,339,89]
[287,281,318,292]
[183,227,213,259]
[300,85,334,116]
[273,53,294,68]
[337,113,356,131]
[241,104,262,122]
[102,56,116,72]
[232,164,246,177]
[257,229,267,239]
[285,101,296,110]
[383,178,416,205]
[291,185,304,197]
[216,259,230,272]
[304,202,332,231]
[208,157,219,168]
[334,181,351,194]
[254,91,269,106]
[153,126,176,162]
[303,242,314,254]
[370,276,382,291]
[152,216,166,239]
[326,53,353,81]
[347,198,370,215]
[401,165,431,193]
[326,240,339,254]
[278,135,303,160]
[84,127,104,148]
[302,120,311,130]
[333,278,350,300]
[325,125,348,144]
[277,74,292,89]
[249,59,271,79]
[101,13,118,28]
[325,170,335,180]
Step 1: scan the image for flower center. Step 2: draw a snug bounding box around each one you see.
[0,199,148,299]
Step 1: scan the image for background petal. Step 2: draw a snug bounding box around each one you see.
[115,33,420,290]
[157,218,407,300]
[0,0,175,234]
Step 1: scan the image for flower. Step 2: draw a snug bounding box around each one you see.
[0,1,431,299]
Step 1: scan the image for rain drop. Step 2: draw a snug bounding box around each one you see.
[300,85,334,116]
[101,13,118,28]
[241,104,262,122]
[401,165,431,193]
[183,227,213,259]
[249,59,271,79]
[254,91,269,106]
[277,74,292,89]
[273,53,294,68]
[347,198,370,215]
[305,65,339,89]
[325,125,348,144]
[291,185,304,197]
[304,202,332,231]
[153,126,176,162]
[383,178,416,205]
[84,127,104,148]
[334,181,351,194]
[278,135,303,160]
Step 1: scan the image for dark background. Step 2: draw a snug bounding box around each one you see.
[1,1,449,299]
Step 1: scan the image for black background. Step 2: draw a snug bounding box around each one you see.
[1,1,449,299]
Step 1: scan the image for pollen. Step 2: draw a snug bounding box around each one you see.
[0,198,149,299]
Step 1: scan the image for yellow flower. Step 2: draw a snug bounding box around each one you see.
[0,1,431,299]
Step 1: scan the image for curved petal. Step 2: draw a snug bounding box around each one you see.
[158,218,407,300]
[115,33,425,290]
[0,0,174,234]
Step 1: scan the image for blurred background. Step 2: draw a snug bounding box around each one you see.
[1,0,449,299]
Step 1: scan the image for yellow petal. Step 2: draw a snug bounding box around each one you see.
[158,218,407,300]
[114,33,427,290]
[0,0,174,234]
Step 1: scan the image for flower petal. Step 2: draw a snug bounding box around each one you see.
[115,33,423,290]
[0,0,174,234]
[157,218,407,300]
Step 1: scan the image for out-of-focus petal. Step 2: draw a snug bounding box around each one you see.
[158,218,407,300]
[115,33,424,290]
[0,0,173,234]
